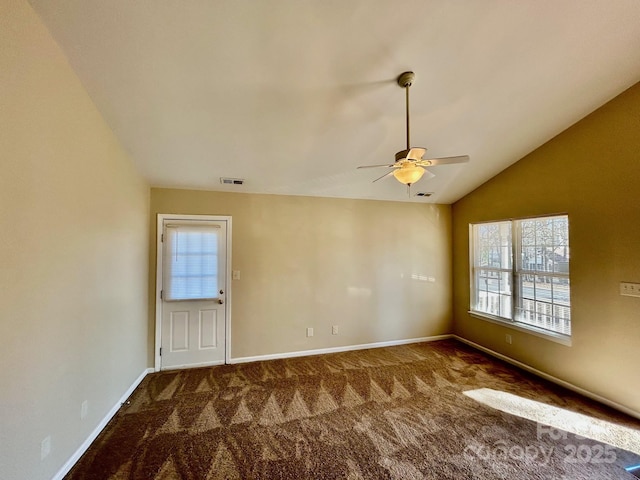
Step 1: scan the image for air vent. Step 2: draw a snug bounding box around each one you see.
[414,192,432,197]
[220,177,244,185]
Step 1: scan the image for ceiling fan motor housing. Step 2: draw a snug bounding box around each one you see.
[395,150,410,162]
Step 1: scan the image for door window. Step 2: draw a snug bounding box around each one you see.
[163,224,219,301]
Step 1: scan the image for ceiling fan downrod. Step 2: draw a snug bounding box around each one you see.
[398,71,415,151]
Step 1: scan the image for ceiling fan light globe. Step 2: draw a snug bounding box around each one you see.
[393,165,425,185]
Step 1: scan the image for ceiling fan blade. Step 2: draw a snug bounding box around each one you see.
[406,148,426,160]
[357,164,396,169]
[372,171,395,183]
[423,169,436,180]
[418,155,470,166]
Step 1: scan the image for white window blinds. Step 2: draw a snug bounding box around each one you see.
[163,224,219,301]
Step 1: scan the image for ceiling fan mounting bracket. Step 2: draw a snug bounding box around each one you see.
[397,71,415,88]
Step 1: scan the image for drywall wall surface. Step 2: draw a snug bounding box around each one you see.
[0,2,149,479]
[452,82,640,413]
[150,190,452,361]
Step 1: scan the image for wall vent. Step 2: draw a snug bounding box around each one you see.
[414,192,432,197]
[220,177,245,185]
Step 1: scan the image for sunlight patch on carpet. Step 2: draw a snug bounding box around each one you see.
[463,388,640,455]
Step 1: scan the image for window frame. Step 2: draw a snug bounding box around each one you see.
[469,214,572,346]
[162,222,222,302]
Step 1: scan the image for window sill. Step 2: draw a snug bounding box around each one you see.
[468,311,572,347]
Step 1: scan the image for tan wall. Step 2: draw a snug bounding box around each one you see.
[452,83,640,414]
[150,189,452,361]
[0,2,149,479]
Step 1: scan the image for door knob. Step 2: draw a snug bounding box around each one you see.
[218,299,224,304]
[219,290,224,294]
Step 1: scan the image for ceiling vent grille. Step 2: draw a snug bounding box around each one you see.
[414,192,432,197]
[220,177,244,185]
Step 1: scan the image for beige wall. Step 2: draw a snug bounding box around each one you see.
[0,2,149,479]
[150,190,452,361]
[452,83,640,414]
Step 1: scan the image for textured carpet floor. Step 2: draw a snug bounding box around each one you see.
[66,340,640,479]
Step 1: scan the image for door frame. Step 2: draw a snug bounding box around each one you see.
[154,213,232,371]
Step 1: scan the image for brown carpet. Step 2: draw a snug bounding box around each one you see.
[66,340,640,479]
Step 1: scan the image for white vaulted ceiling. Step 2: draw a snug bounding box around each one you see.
[29,0,640,203]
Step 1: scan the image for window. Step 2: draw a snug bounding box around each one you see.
[470,215,570,338]
[163,224,219,301]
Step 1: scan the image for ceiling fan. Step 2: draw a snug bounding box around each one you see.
[358,71,469,188]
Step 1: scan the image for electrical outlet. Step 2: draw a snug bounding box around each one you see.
[332,325,339,335]
[505,334,512,345]
[41,436,51,460]
[620,282,640,297]
[81,400,89,420]
[306,327,314,337]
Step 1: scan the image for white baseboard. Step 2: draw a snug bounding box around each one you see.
[52,368,153,480]
[229,334,453,364]
[453,335,640,421]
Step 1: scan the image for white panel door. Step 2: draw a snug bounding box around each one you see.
[160,219,227,370]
